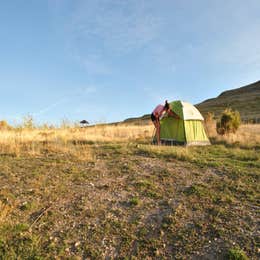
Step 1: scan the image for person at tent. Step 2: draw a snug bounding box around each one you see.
[167,108,180,119]
[151,100,171,145]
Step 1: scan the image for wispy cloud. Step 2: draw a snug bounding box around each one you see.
[82,55,111,75]
[203,20,260,69]
[32,97,69,117]
[32,85,98,118]
[48,0,260,77]
[179,1,260,69]
[48,0,165,74]
[69,0,164,54]
[81,86,97,95]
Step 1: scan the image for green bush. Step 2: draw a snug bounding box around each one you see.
[216,108,241,135]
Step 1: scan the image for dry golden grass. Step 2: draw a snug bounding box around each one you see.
[0,124,154,158]
[205,122,260,147]
[0,122,259,158]
[0,201,13,224]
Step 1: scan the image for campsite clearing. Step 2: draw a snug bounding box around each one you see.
[0,125,259,259]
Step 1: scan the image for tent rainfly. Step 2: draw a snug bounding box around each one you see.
[159,100,210,146]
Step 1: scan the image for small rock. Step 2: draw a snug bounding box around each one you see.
[75,241,81,247]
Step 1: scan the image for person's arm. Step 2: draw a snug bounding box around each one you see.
[159,110,167,120]
[167,109,180,119]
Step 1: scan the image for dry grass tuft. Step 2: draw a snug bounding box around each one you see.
[0,124,154,158]
[0,122,259,158]
[0,201,12,224]
[205,120,260,148]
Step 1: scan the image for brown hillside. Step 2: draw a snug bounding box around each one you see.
[123,81,260,124]
[196,81,260,121]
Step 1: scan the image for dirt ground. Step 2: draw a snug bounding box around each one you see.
[0,142,259,259]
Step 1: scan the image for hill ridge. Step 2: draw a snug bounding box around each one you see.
[196,80,260,121]
[218,80,260,98]
[123,80,260,124]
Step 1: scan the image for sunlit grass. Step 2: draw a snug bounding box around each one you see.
[0,123,259,158]
[0,124,153,158]
[205,122,260,148]
[0,122,259,259]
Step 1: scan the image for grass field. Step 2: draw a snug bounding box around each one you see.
[0,124,259,259]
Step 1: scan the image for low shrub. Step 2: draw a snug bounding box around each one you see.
[217,109,241,135]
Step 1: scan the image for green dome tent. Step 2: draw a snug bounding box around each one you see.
[159,101,210,146]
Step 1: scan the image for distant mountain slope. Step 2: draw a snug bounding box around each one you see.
[196,81,260,121]
[123,114,151,124]
[123,80,260,124]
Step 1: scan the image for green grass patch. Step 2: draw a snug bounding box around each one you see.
[129,197,140,206]
[227,247,249,260]
[183,184,207,197]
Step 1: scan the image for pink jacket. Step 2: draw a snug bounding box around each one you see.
[152,104,164,118]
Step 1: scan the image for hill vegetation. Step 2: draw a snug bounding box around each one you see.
[196,80,260,122]
[124,80,260,124]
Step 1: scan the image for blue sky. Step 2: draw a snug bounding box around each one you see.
[1,0,260,125]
